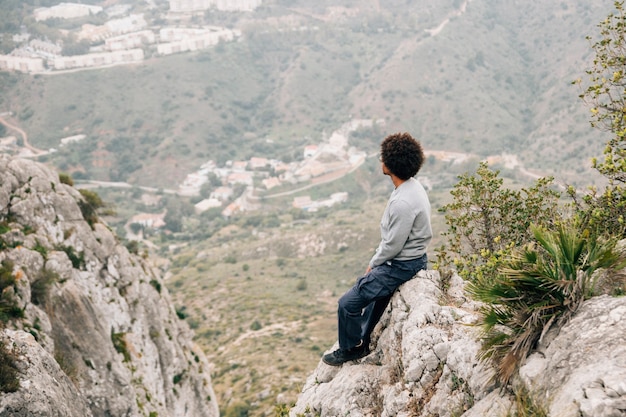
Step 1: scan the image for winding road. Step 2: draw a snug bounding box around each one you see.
[0,114,46,158]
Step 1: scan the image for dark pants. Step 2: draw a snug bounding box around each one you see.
[337,254,428,350]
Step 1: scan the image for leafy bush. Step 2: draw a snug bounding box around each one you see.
[149,279,162,294]
[0,260,23,323]
[573,1,626,237]
[0,339,20,393]
[78,189,105,227]
[435,162,561,284]
[31,268,59,307]
[469,224,623,386]
[111,331,131,362]
[58,173,74,186]
[59,245,85,270]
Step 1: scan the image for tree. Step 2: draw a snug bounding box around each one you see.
[574,1,626,236]
[436,162,561,284]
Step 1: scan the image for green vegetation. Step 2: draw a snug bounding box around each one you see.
[59,245,85,270]
[0,2,609,190]
[436,1,626,392]
[573,0,626,238]
[436,162,560,284]
[59,173,74,186]
[0,338,20,393]
[30,268,59,307]
[468,224,622,386]
[78,189,105,228]
[111,331,131,363]
[506,385,548,417]
[0,260,24,323]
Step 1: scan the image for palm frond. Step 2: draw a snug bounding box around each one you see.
[474,222,623,387]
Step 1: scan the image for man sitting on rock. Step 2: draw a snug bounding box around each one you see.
[323,132,432,366]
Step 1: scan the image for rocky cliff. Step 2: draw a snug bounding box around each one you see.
[291,270,626,417]
[0,155,218,417]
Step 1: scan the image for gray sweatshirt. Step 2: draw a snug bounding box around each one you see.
[369,177,432,268]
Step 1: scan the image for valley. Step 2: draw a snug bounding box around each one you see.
[0,0,616,415]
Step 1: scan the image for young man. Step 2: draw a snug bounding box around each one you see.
[322,132,432,366]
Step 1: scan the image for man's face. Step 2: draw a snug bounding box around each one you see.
[382,161,391,176]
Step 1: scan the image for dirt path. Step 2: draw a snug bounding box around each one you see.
[425,0,472,37]
[0,115,46,157]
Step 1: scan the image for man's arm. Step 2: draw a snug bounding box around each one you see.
[369,200,414,268]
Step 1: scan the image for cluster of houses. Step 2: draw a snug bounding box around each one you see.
[154,120,376,226]
[0,0,257,73]
[123,121,374,237]
[174,120,378,221]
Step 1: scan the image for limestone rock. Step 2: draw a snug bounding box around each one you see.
[291,270,490,417]
[519,295,626,417]
[0,155,218,417]
[0,329,94,417]
[291,269,626,417]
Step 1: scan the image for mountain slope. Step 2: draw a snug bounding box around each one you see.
[0,0,611,188]
[0,154,217,417]
[290,270,626,417]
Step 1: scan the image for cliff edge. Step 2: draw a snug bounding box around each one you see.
[0,155,218,417]
[291,270,626,417]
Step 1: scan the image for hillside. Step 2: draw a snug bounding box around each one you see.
[290,270,626,417]
[0,154,217,417]
[0,0,610,189]
[0,0,621,415]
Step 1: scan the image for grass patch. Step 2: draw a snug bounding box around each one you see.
[31,268,59,307]
[0,260,24,323]
[111,331,131,362]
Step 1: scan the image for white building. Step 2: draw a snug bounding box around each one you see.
[169,0,262,12]
[195,198,222,213]
[34,3,103,21]
[0,55,45,73]
[51,49,144,70]
[105,30,156,51]
[211,186,234,201]
[105,14,148,36]
[157,28,237,55]
[29,40,62,56]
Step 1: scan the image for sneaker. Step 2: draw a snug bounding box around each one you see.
[322,345,369,366]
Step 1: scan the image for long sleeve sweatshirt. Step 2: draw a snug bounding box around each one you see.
[369,177,432,268]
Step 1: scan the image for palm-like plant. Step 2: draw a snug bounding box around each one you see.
[469,224,623,387]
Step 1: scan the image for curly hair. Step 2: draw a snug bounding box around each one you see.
[380,132,425,180]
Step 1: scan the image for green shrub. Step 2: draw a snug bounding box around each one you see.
[568,184,626,239]
[574,1,626,238]
[58,173,74,186]
[0,260,24,323]
[469,223,623,386]
[31,268,59,306]
[175,306,188,320]
[296,278,307,291]
[0,339,20,393]
[33,240,47,258]
[436,162,561,284]
[149,279,162,293]
[126,240,139,255]
[78,189,105,227]
[506,385,548,417]
[111,331,131,362]
[59,245,85,269]
[173,371,185,384]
